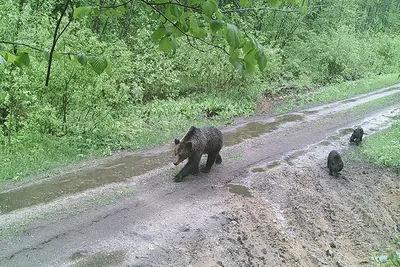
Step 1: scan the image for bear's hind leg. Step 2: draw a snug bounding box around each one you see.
[202,153,218,173]
[215,153,222,164]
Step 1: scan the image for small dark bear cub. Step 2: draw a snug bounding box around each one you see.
[173,126,223,182]
[327,150,343,176]
[350,126,364,146]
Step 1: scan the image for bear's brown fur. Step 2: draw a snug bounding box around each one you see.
[173,126,223,182]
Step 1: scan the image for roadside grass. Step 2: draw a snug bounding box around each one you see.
[367,236,400,267]
[270,73,400,114]
[362,121,400,170]
[338,93,400,117]
[1,74,399,182]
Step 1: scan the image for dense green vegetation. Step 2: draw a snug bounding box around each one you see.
[1,0,400,181]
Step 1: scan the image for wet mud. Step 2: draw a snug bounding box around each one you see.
[0,151,171,213]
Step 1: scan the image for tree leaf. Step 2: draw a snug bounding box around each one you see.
[88,56,108,75]
[4,52,17,64]
[188,0,204,5]
[256,50,267,71]
[226,23,241,49]
[202,0,218,18]
[152,27,167,42]
[105,58,112,76]
[0,54,7,68]
[229,56,246,75]
[77,52,87,65]
[239,0,251,8]
[15,52,30,67]
[159,35,173,52]
[166,4,183,21]
[267,0,281,7]
[74,6,94,19]
[300,0,307,13]
[210,20,224,33]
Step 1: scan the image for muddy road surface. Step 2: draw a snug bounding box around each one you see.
[1,85,399,267]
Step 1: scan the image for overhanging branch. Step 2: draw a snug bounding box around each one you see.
[141,0,229,55]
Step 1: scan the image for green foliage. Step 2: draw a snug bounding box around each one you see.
[368,237,400,267]
[1,0,400,181]
[362,121,400,170]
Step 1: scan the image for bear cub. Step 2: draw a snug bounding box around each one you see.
[350,126,364,146]
[327,150,343,176]
[173,126,223,182]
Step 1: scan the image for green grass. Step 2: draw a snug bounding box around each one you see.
[362,121,400,170]
[339,93,400,117]
[270,73,400,114]
[368,236,400,267]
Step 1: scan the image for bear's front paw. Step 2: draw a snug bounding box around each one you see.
[174,174,184,182]
[201,167,211,173]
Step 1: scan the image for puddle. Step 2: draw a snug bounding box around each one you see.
[342,98,357,103]
[319,141,331,146]
[302,110,318,114]
[338,128,355,136]
[70,250,89,261]
[251,167,265,173]
[224,122,278,146]
[224,114,303,146]
[284,151,304,165]
[0,151,171,214]
[69,250,126,267]
[266,161,281,169]
[228,184,253,197]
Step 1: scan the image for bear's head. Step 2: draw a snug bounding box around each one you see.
[173,139,192,165]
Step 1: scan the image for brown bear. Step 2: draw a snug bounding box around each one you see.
[173,126,223,182]
[327,150,343,176]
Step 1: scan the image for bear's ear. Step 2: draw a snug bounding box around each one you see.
[174,139,180,145]
[185,142,193,150]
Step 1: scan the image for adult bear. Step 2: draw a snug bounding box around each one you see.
[173,126,223,182]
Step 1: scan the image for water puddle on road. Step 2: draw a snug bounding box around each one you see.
[251,167,266,173]
[342,98,357,103]
[302,110,318,115]
[319,141,331,146]
[69,250,126,267]
[0,151,172,214]
[224,114,303,146]
[228,184,253,197]
[339,128,355,136]
[265,161,281,169]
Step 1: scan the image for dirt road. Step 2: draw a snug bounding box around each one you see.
[0,85,399,267]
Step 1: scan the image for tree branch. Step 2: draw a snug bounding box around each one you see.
[0,40,43,52]
[46,0,72,87]
[100,0,132,9]
[142,1,229,55]
[221,7,300,14]
[141,0,202,12]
